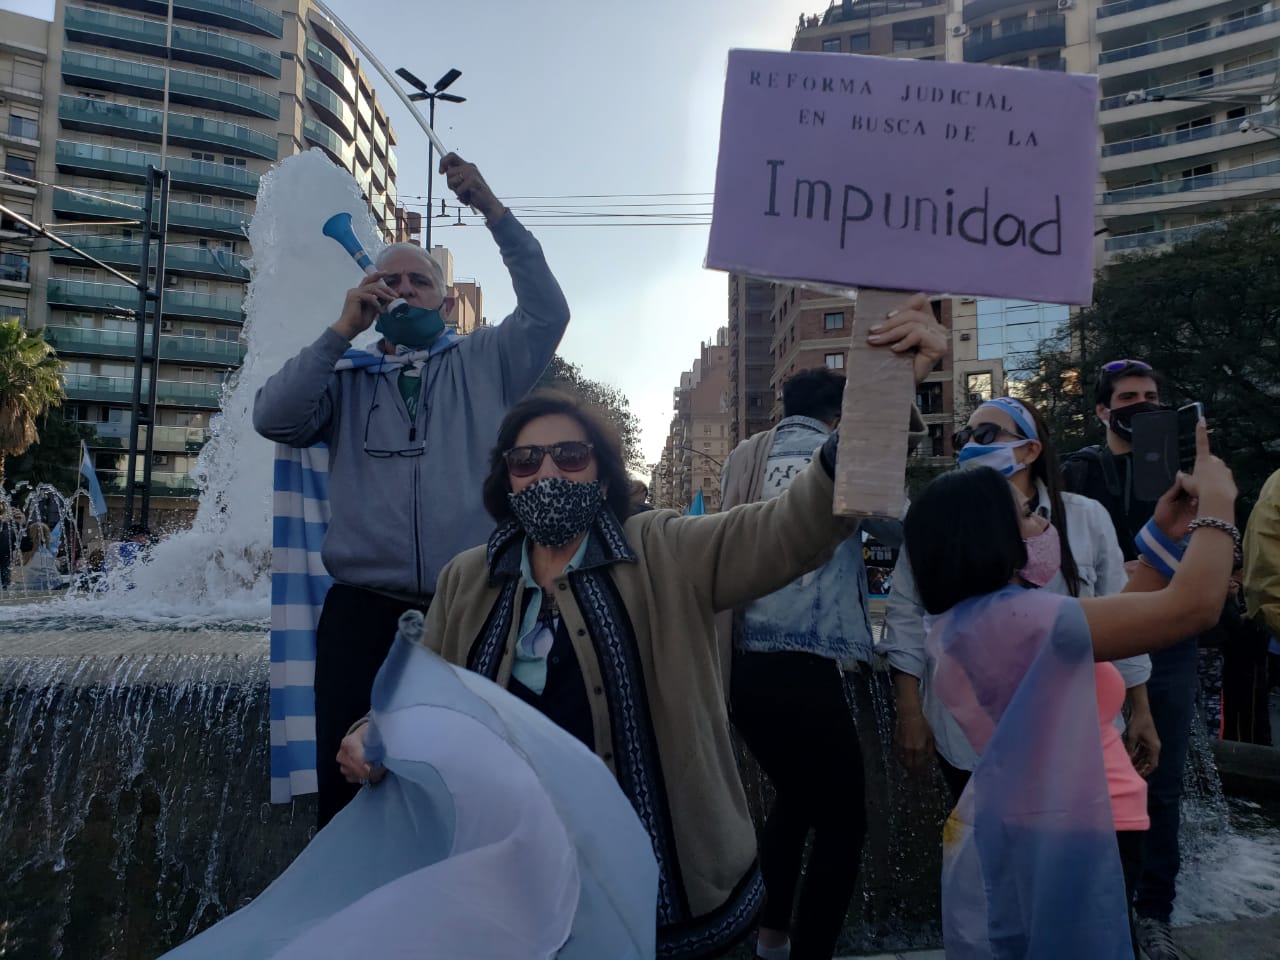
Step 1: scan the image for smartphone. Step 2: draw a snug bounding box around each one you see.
[1131,409,1179,501]
[1177,402,1205,471]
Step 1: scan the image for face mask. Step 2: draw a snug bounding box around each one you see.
[957,441,1028,477]
[508,477,606,547]
[375,303,445,349]
[1019,522,1061,588]
[1106,401,1163,441]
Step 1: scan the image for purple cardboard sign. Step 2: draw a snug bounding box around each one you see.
[706,49,1099,305]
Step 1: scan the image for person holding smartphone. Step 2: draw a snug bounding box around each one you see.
[1061,360,1218,960]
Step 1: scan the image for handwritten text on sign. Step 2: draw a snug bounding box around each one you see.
[706,50,1099,305]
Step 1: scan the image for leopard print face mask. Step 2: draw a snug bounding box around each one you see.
[508,477,606,547]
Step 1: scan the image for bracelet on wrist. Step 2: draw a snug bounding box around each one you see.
[1185,517,1243,568]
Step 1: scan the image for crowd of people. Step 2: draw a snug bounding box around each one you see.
[162,153,1274,960]
[0,507,154,594]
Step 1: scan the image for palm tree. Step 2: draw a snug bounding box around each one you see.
[0,319,65,490]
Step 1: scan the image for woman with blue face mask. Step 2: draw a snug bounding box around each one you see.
[881,396,1161,955]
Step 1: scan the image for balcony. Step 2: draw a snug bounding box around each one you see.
[963,0,1040,25]
[61,51,280,120]
[1102,156,1280,210]
[84,421,211,453]
[1099,9,1280,66]
[63,373,224,409]
[109,0,282,38]
[171,24,280,78]
[963,14,1066,63]
[356,96,372,131]
[305,40,356,102]
[1101,112,1268,169]
[47,278,244,324]
[303,117,354,168]
[1097,0,1172,18]
[304,78,355,138]
[51,234,249,282]
[51,189,249,239]
[56,140,260,198]
[1103,221,1224,252]
[58,96,277,161]
[45,324,245,364]
[64,6,279,78]
[99,470,201,497]
[1100,57,1280,113]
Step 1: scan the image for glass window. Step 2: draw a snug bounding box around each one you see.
[825,352,845,370]
[915,382,944,415]
[822,38,841,52]
[966,372,993,407]
[823,311,844,330]
[3,154,35,177]
[892,18,934,51]
[849,33,870,51]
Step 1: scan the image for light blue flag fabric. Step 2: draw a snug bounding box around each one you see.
[79,440,107,518]
[927,587,1131,960]
[686,489,705,516]
[268,335,461,802]
[162,614,658,959]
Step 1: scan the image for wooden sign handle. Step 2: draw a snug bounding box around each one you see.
[832,287,916,519]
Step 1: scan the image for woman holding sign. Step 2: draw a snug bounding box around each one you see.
[336,294,948,959]
[902,420,1235,958]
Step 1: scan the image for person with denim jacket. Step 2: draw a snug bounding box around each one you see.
[721,365,930,960]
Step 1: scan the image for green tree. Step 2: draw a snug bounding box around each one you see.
[5,411,96,493]
[537,355,645,473]
[0,320,65,491]
[1015,209,1280,513]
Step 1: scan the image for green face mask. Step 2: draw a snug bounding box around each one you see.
[375,303,446,349]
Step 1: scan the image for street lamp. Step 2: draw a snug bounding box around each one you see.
[394,66,465,249]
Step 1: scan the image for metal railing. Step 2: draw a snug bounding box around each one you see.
[1103,221,1224,251]
[1101,112,1267,156]
[60,50,280,120]
[1100,57,1280,111]
[1100,9,1280,65]
[1103,156,1280,203]
[58,96,277,160]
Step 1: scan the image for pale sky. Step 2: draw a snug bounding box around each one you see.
[3,0,802,464]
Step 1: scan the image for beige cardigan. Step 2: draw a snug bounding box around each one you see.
[419,458,854,950]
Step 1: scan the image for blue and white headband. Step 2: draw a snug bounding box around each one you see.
[980,397,1039,442]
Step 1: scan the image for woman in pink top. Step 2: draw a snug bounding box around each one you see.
[904,421,1236,958]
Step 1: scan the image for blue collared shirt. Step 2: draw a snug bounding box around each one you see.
[512,535,591,693]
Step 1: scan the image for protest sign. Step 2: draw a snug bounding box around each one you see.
[706,49,1099,305]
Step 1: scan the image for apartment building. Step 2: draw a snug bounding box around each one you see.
[1093,0,1280,258]
[0,0,420,524]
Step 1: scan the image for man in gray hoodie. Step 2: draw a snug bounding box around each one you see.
[253,154,570,825]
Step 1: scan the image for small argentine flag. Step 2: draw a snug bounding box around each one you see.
[80,440,108,518]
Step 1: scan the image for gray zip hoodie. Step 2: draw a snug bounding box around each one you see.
[252,212,570,598]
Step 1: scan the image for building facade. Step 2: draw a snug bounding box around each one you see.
[1091,0,1280,260]
[657,330,730,511]
[0,17,47,336]
[726,273,772,449]
[0,0,421,526]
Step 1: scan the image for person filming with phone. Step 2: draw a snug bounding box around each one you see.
[1061,360,1229,960]
[253,153,571,828]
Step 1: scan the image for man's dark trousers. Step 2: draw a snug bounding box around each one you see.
[313,583,430,828]
[1134,636,1200,922]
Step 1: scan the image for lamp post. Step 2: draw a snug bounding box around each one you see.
[394,67,465,249]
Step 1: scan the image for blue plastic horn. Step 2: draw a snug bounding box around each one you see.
[321,212,407,315]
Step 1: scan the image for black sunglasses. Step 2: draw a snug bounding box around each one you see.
[1100,359,1153,373]
[504,441,595,478]
[952,421,1024,449]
